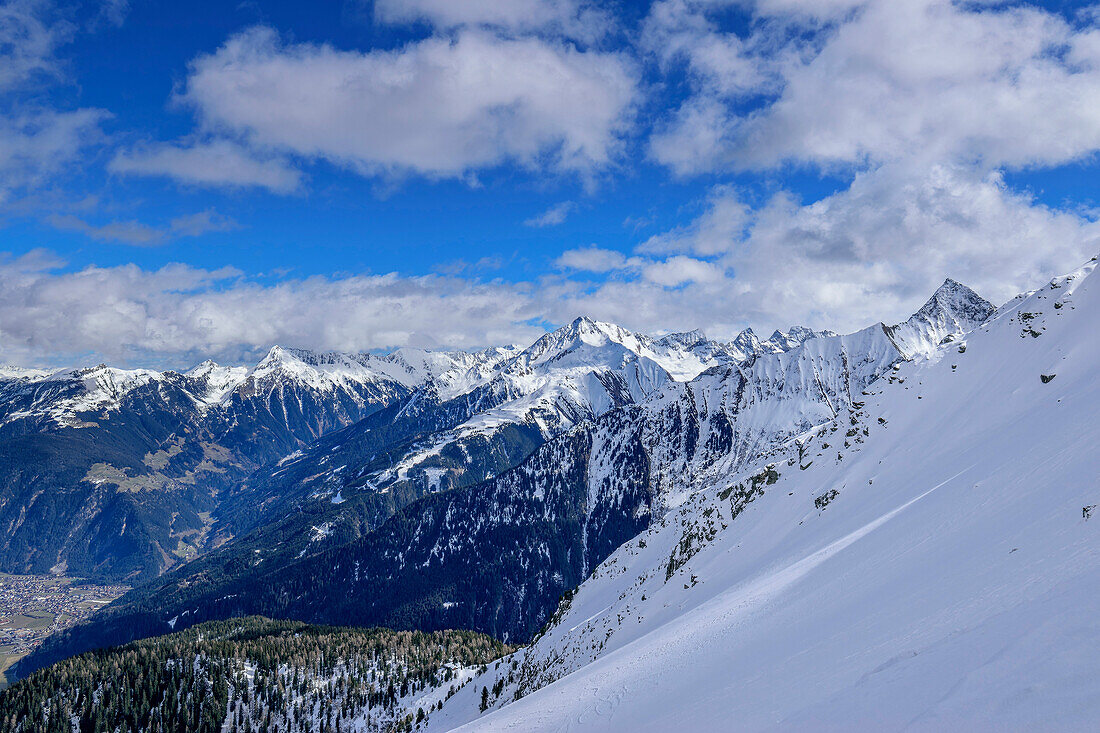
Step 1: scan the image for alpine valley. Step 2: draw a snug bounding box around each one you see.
[3,259,1099,732]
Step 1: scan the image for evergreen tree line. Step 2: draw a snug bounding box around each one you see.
[0,616,511,733]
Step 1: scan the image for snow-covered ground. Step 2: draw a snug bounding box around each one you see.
[428,257,1100,731]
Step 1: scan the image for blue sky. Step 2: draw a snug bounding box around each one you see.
[1,0,1099,367]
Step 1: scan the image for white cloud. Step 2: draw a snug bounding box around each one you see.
[638,186,750,256]
[621,164,1100,332]
[555,247,629,272]
[752,0,865,21]
[643,0,773,96]
[373,0,611,41]
[0,252,548,367]
[631,0,1100,334]
[177,27,637,181]
[109,139,303,193]
[167,210,238,238]
[3,167,1096,367]
[650,0,1100,174]
[739,165,1100,325]
[47,209,237,246]
[525,201,576,227]
[0,109,108,200]
[642,255,726,287]
[94,0,131,29]
[0,1,108,200]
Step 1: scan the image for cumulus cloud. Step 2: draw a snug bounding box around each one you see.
[525,201,576,227]
[643,0,774,96]
[641,255,726,287]
[734,165,1100,326]
[555,246,629,273]
[638,187,751,256]
[176,27,637,181]
[109,139,303,193]
[46,209,238,246]
[0,252,549,367]
[650,0,1100,174]
[2,170,1096,368]
[626,0,1100,332]
[0,247,762,367]
[616,164,1100,332]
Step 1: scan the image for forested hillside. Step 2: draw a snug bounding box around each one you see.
[0,617,510,733]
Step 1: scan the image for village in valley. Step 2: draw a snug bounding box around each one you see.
[0,574,128,688]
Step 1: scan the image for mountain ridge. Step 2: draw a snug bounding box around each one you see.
[11,272,1005,679]
[421,256,1098,732]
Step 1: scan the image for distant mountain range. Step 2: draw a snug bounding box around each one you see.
[9,276,999,682]
[0,312,850,583]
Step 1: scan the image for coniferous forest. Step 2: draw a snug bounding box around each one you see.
[0,617,511,733]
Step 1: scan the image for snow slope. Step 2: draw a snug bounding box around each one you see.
[430,257,1100,732]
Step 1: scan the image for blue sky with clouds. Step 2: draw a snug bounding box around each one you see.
[2,0,1099,368]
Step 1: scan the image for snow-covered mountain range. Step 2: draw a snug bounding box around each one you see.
[417,258,1100,731]
[14,274,1004,683]
[0,319,836,435]
[0,304,863,583]
[10,257,1098,733]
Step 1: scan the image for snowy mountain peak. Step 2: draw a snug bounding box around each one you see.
[655,329,708,349]
[760,325,838,353]
[241,345,395,397]
[259,344,290,363]
[66,363,160,390]
[886,278,994,359]
[184,359,221,376]
[376,345,517,398]
[729,327,763,357]
[516,317,637,369]
[919,278,993,322]
[27,364,166,423]
[183,360,249,406]
[255,345,339,369]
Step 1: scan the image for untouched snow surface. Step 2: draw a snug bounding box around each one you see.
[429,258,1100,732]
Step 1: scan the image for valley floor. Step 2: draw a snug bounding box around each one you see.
[0,573,127,689]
